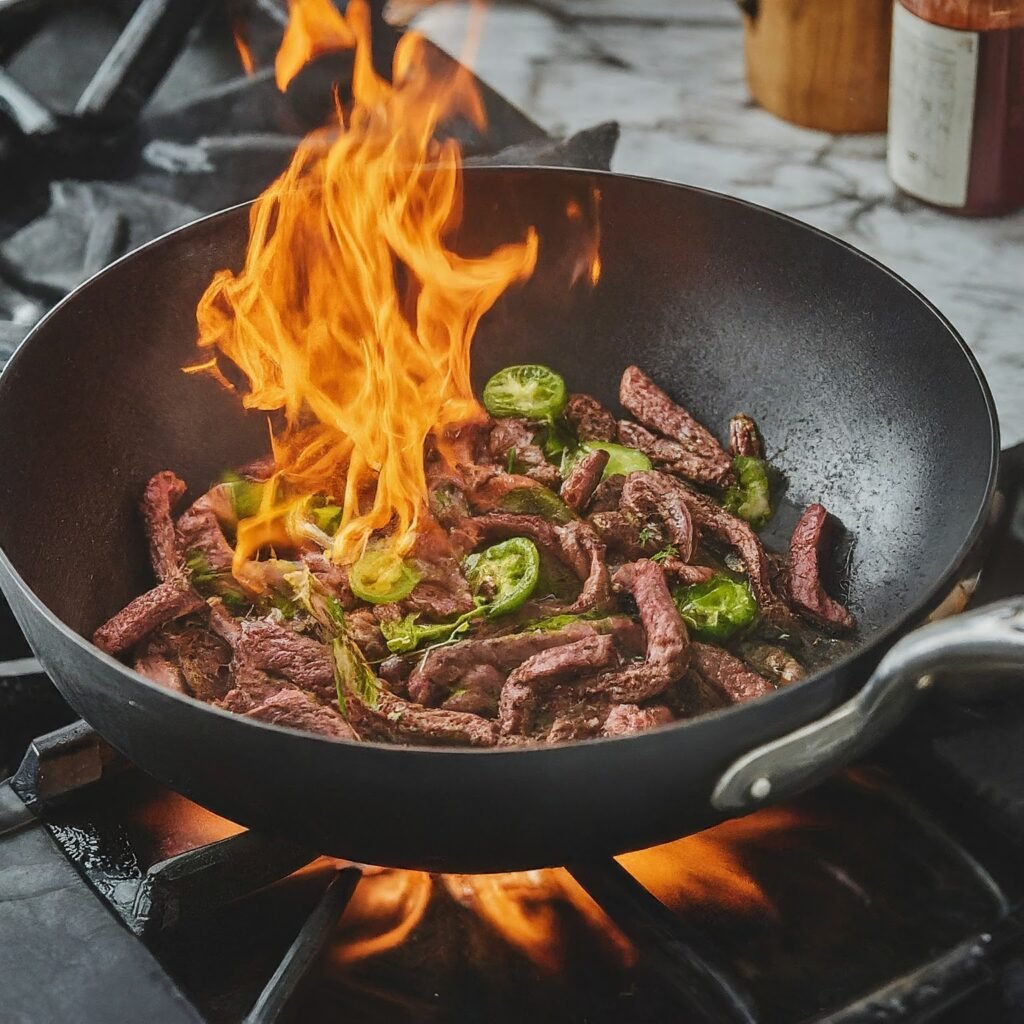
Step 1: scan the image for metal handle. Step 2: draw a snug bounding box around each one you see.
[711,596,1024,813]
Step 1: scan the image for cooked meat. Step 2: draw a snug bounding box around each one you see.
[488,418,561,488]
[618,366,735,488]
[620,470,696,562]
[657,559,716,587]
[729,414,764,459]
[561,448,609,512]
[343,687,499,747]
[236,619,335,701]
[499,634,618,736]
[546,697,614,744]
[602,703,674,737]
[690,643,774,704]
[302,551,358,609]
[618,420,732,489]
[404,522,476,619]
[441,663,506,716]
[788,503,856,633]
[244,688,357,740]
[463,465,553,514]
[588,510,661,561]
[565,392,617,442]
[93,583,205,656]
[589,475,625,513]
[343,609,388,662]
[672,479,793,627]
[586,560,689,704]
[407,615,638,706]
[134,648,187,693]
[141,471,187,583]
[737,642,806,686]
[176,497,235,576]
[137,619,232,701]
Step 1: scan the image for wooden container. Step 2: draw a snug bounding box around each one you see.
[741,0,893,133]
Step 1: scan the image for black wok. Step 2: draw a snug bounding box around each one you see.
[0,167,1017,873]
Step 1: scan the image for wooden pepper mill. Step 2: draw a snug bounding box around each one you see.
[740,0,893,133]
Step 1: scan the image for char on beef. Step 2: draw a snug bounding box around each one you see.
[585,560,689,704]
[561,448,609,512]
[93,582,205,656]
[618,366,735,488]
[729,414,764,459]
[488,418,561,488]
[788,503,856,633]
[244,688,357,740]
[499,633,618,736]
[142,471,187,583]
[602,703,674,737]
[565,392,617,442]
[690,643,774,704]
[620,470,696,562]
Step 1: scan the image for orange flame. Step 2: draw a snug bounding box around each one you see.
[232,23,257,76]
[193,0,538,576]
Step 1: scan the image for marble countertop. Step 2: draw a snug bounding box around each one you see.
[413,0,1024,446]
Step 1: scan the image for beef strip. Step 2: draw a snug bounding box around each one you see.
[134,648,187,693]
[620,471,696,562]
[588,510,661,561]
[474,512,612,615]
[141,471,187,583]
[488,418,561,488]
[442,663,506,716]
[93,582,205,656]
[690,643,774,703]
[616,420,727,489]
[235,619,336,702]
[657,559,716,587]
[176,496,235,576]
[545,694,615,744]
[561,448,609,512]
[788,503,856,633]
[136,619,232,701]
[729,414,764,459]
[601,703,674,737]
[342,687,499,747]
[671,478,793,627]
[407,615,638,706]
[302,551,358,609]
[244,688,357,740]
[585,560,689,704]
[565,392,617,442]
[737,642,806,686]
[618,366,735,488]
[345,609,388,662]
[499,633,618,736]
[463,465,553,515]
[589,475,625,513]
[404,521,476,619]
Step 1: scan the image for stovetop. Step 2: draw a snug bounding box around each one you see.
[3,3,1024,1023]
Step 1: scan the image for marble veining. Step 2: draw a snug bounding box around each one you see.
[414,0,1024,445]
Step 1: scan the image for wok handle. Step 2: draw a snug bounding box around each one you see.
[711,596,1024,814]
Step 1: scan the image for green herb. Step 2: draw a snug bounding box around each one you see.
[637,525,659,547]
[482,364,568,421]
[185,550,247,606]
[651,545,679,564]
[723,456,772,529]
[505,448,520,474]
[673,575,758,641]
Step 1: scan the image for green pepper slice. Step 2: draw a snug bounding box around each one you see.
[498,486,577,524]
[309,503,343,535]
[463,537,540,618]
[723,456,772,529]
[483,365,567,421]
[219,471,265,520]
[562,441,652,481]
[380,609,482,654]
[673,575,757,641]
[349,547,421,604]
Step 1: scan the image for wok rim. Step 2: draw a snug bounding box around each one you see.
[0,165,1000,760]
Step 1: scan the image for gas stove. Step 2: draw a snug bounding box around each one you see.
[3,3,1024,1023]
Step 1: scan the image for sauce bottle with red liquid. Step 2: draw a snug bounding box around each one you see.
[888,0,1024,215]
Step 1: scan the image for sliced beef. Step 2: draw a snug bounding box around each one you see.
[93,583,205,656]
[302,551,358,609]
[176,496,235,576]
[788,503,856,633]
[463,465,554,515]
[244,688,357,740]
[565,392,617,442]
[407,615,637,706]
[601,703,674,737]
[620,471,696,562]
[672,479,793,627]
[588,510,661,561]
[561,449,609,512]
[657,559,716,587]
[487,418,561,488]
[616,420,727,489]
[236,619,336,701]
[404,521,476,619]
[137,619,232,701]
[589,475,625,513]
[345,609,388,662]
[618,366,735,488]
[141,471,187,583]
[378,654,412,696]
[442,663,506,717]
[586,561,689,704]
[499,633,618,736]
[134,648,187,693]
[690,643,774,704]
[737,642,806,686]
[545,695,614,744]
[342,687,499,747]
[729,414,764,459]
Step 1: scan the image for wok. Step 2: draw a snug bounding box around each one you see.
[0,167,1018,872]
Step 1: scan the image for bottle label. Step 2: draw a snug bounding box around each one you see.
[888,4,980,207]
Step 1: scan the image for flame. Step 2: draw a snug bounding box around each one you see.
[275,0,355,90]
[193,0,538,577]
[233,23,257,76]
